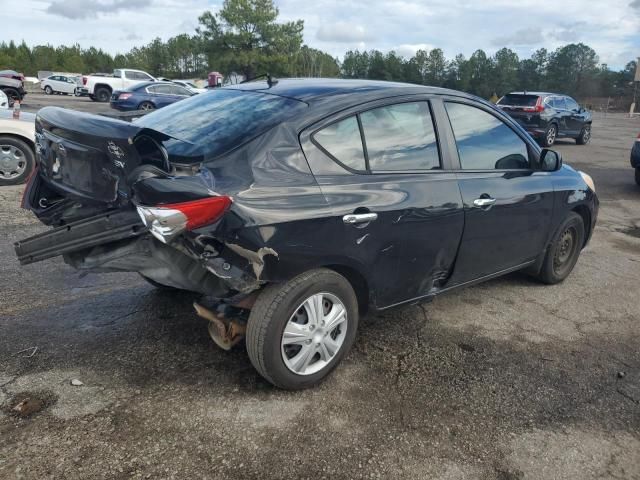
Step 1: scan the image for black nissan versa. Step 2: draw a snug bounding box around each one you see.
[497,92,592,147]
[15,79,598,389]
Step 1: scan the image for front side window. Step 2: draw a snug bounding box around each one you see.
[360,102,440,171]
[445,102,529,170]
[312,116,366,171]
[171,85,191,96]
[565,97,580,111]
[552,97,567,110]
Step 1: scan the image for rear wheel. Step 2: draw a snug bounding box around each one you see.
[44,86,53,95]
[542,124,557,147]
[576,124,591,145]
[537,212,585,284]
[138,101,155,111]
[3,88,20,107]
[246,269,359,390]
[95,87,111,102]
[0,136,35,186]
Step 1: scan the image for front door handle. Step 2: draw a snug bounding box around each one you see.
[473,197,496,207]
[343,213,378,224]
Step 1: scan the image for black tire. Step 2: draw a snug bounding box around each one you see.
[541,124,557,147]
[95,87,111,102]
[537,212,585,284]
[0,136,35,186]
[576,124,591,145]
[2,88,20,107]
[138,101,155,111]
[635,168,640,186]
[44,85,53,95]
[246,268,359,390]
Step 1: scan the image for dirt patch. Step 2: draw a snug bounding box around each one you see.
[6,390,57,418]
[617,225,640,238]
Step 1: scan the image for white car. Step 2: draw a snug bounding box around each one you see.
[41,75,80,95]
[0,89,8,108]
[84,69,156,102]
[0,109,36,185]
[172,80,207,94]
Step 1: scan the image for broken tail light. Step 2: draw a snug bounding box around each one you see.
[136,196,232,243]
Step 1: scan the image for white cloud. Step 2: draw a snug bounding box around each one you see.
[391,43,435,58]
[316,23,373,42]
[46,0,152,20]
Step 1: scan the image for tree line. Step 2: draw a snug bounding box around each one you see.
[0,0,636,104]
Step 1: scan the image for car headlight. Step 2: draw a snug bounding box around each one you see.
[579,171,595,192]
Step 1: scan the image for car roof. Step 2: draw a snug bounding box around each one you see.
[224,78,466,104]
[131,81,174,91]
[506,91,567,97]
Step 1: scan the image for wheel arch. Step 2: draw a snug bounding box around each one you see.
[323,263,370,314]
[571,204,591,247]
[94,83,112,93]
[0,133,35,152]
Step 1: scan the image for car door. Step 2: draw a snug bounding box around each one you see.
[58,76,74,94]
[48,76,62,92]
[441,99,554,284]
[301,98,464,308]
[565,97,586,134]
[551,96,571,136]
[151,84,175,107]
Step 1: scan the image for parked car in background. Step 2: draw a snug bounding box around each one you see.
[15,79,598,389]
[631,133,640,186]
[41,75,81,95]
[172,80,207,94]
[0,90,8,109]
[497,92,592,147]
[110,81,194,111]
[0,108,35,185]
[82,69,156,103]
[0,70,27,106]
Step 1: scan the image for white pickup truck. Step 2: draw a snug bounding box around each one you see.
[82,69,156,102]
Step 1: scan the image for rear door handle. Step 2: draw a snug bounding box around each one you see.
[473,197,496,207]
[342,213,378,224]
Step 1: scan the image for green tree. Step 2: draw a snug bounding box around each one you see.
[197,0,304,79]
[493,48,519,95]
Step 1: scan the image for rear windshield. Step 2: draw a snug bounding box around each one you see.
[497,94,539,107]
[136,89,307,159]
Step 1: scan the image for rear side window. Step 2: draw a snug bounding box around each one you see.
[552,97,567,110]
[497,94,539,107]
[312,116,366,171]
[445,102,529,170]
[360,102,440,171]
[136,88,308,159]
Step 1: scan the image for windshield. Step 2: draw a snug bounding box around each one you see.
[497,94,539,107]
[136,88,308,159]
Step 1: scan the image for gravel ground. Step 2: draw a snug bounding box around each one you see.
[1,102,639,479]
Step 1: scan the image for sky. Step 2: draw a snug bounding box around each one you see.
[1,0,638,69]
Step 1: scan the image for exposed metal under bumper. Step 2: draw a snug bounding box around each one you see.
[14,210,146,265]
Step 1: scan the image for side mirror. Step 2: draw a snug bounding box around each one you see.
[540,149,562,172]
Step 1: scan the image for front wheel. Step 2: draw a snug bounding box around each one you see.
[246,269,359,390]
[542,124,557,147]
[536,212,585,284]
[576,125,591,145]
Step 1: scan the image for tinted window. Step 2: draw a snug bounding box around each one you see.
[136,88,308,159]
[150,85,174,94]
[497,94,539,107]
[565,97,580,111]
[313,116,366,171]
[171,85,191,96]
[360,102,440,171]
[552,97,567,110]
[445,102,529,170]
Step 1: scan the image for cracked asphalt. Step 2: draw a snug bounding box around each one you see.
[1,98,640,479]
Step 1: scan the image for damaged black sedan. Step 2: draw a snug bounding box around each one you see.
[15,79,598,389]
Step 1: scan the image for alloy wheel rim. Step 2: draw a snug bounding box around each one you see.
[582,127,591,143]
[281,292,348,376]
[0,144,26,179]
[547,127,556,145]
[553,227,576,273]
